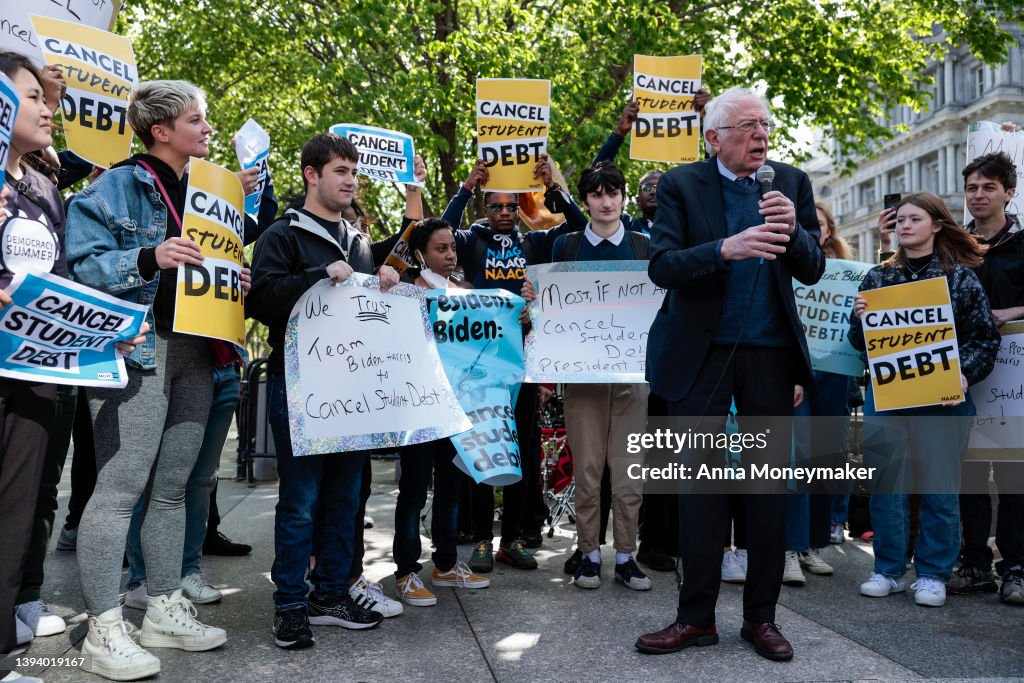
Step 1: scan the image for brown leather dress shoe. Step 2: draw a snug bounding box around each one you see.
[740,620,794,661]
[635,622,719,654]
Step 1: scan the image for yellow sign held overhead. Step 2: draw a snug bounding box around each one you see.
[476,78,550,193]
[30,15,137,169]
[630,55,703,164]
[861,277,963,411]
[173,158,246,348]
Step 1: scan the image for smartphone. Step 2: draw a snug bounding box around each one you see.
[883,193,902,212]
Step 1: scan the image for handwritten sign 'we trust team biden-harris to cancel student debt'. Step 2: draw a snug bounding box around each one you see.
[285,275,470,456]
[861,276,963,411]
[524,262,664,383]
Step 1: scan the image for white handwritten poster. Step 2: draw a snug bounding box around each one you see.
[524,261,664,383]
[1,0,121,67]
[968,321,1024,460]
[285,275,470,455]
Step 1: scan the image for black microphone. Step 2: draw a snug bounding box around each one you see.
[755,165,775,197]
[755,165,776,265]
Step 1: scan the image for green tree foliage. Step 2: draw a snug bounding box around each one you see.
[119,0,1024,228]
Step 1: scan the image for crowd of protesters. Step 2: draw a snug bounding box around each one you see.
[0,50,1021,683]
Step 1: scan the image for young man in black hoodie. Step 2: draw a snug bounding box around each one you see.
[437,156,578,571]
[951,151,1024,605]
[247,133,400,649]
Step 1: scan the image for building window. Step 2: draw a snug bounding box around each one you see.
[974,66,985,99]
[924,161,940,194]
[862,183,877,207]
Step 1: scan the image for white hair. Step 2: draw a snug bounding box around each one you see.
[703,86,770,132]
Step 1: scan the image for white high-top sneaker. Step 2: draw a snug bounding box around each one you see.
[140,589,227,651]
[80,605,161,681]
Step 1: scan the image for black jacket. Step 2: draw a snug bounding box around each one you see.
[645,158,825,401]
[970,215,1024,310]
[246,208,374,375]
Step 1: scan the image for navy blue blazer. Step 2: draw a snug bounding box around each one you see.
[645,158,825,401]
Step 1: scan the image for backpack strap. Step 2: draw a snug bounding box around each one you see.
[463,231,487,284]
[627,230,650,260]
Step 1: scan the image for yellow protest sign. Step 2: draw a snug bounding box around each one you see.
[630,55,702,164]
[29,15,137,168]
[861,277,963,411]
[477,78,550,192]
[173,158,246,348]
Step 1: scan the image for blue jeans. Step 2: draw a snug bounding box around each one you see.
[393,439,463,577]
[268,374,365,608]
[787,371,852,551]
[831,493,849,524]
[126,364,241,586]
[862,384,974,581]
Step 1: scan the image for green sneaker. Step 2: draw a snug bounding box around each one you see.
[469,541,493,573]
[497,539,538,570]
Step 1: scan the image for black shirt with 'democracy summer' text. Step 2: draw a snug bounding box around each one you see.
[1,165,68,289]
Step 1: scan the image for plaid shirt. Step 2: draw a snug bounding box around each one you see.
[848,256,1000,386]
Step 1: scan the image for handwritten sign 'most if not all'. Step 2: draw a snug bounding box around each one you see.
[524,261,664,383]
[286,275,470,456]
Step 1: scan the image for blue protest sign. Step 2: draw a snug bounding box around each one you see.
[425,288,525,485]
[0,272,148,387]
[234,118,270,218]
[329,123,421,186]
[793,258,872,377]
[0,72,20,188]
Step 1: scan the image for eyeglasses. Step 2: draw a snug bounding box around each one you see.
[717,120,777,135]
[487,203,520,213]
[640,182,658,193]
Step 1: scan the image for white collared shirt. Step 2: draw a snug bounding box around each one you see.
[716,157,751,182]
[584,221,625,246]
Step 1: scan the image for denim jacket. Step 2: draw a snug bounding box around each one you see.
[66,164,169,370]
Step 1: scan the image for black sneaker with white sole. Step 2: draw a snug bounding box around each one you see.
[615,558,653,591]
[273,606,315,650]
[308,593,383,629]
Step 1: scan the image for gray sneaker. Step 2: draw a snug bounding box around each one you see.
[947,564,998,594]
[181,572,223,604]
[1000,569,1024,605]
[56,526,77,552]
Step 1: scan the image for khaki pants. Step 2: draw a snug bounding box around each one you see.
[563,383,649,555]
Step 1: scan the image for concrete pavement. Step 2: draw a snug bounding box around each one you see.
[11,441,1024,683]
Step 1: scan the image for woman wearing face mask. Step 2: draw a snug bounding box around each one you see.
[849,192,999,608]
[389,218,488,610]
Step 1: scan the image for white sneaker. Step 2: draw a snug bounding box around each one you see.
[783,551,806,585]
[735,548,748,574]
[1,672,43,682]
[349,575,404,617]
[81,605,161,682]
[181,572,223,605]
[721,549,746,584]
[15,599,66,636]
[14,615,33,645]
[860,571,910,597]
[798,548,834,575]
[830,520,846,544]
[911,577,947,607]
[140,589,227,651]
[123,583,147,611]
